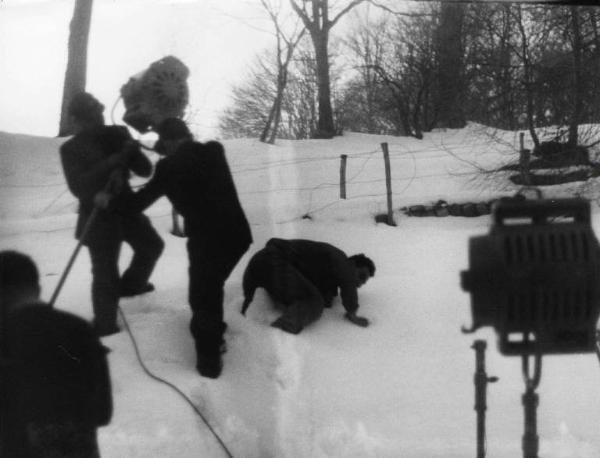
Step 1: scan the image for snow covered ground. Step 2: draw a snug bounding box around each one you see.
[1,124,600,457]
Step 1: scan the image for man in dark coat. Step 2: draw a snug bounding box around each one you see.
[241,238,375,334]
[60,92,164,337]
[0,251,112,457]
[105,117,252,378]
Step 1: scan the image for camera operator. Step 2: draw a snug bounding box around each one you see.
[60,92,164,337]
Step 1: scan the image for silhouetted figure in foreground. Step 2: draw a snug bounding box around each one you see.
[0,251,112,457]
[241,238,375,334]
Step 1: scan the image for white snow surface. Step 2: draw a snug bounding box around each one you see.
[1,124,600,457]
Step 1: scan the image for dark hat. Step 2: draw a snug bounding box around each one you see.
[68,92,104,121]
[155,117,191,140]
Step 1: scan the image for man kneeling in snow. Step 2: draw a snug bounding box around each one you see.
[241,238,375,334]
[0,251,112,457]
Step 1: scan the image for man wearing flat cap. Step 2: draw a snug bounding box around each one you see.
[110,118,252,378]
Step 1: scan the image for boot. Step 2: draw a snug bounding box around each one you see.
[93,321,121,337]
[120,282,155,298]
[196,353,222,379]
[271,317,302,335]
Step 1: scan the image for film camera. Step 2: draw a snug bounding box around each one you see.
[120,55,189,133]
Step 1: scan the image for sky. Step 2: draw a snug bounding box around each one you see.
[0,0,278,138]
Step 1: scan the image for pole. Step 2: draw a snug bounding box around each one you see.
[472,340,498,458]
[522,386,539,458]
[49,206,100,307]
[521,352,542,458]
[519,132,524,152]
[381,142,396,226]
[340,154,347,199]
[49,167,123,306]
[519,132,531,186]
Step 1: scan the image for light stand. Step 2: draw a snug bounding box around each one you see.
[461,193,600,457]
[521,346,541,458]
[472,340,498,458]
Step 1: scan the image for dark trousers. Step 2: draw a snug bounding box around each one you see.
[187,237,248,359]
[243,245,324,333]
[87,213,164,333]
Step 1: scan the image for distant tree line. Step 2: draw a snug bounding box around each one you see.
[219,3,600,147]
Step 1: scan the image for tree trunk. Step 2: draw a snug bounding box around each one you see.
[499,5,515,130]
[412,85,425,139]
[58,0,94,137]
[290,0,366,139]
[265,71,287,144]
[312,30,335,138]
[260,102,278,143]
[268,90,285,144]
[436,2,466,129]
[516,5,539,149]
[568,6,583,147]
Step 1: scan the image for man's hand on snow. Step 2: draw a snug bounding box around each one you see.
[345,312,369,327]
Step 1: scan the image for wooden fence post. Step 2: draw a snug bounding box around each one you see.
[519,132,531,186]
[381,142,396,226]
[340,154,347,199]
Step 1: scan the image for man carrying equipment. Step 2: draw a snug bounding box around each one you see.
[105,118,252,378]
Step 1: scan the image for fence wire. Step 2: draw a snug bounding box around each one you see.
[2,140,517,233]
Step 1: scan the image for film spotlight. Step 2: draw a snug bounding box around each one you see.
[461,194,600,458]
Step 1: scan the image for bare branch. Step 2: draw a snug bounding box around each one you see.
[330,0,367,29]
[289,0,312,29]
[368,0,432,18]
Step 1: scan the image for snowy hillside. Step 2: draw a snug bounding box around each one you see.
[1,125,600,457]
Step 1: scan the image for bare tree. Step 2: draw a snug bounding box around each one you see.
[514,4,540,149]
[290,0,366,138]
[462,3,520,130]
[219,53,276,138]
[260,0,306,144]
[568,5,584,147]
[218,43,322,140]
[284,43,321,139]
[436,1,466,129]
[58,0,94,136]
[343,4,437,138]
[343,10,387,133]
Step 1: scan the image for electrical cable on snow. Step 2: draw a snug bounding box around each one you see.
[117,306,235,458]
[48,198,233,455]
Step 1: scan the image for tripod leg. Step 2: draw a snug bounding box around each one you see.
[49,207,100,307]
